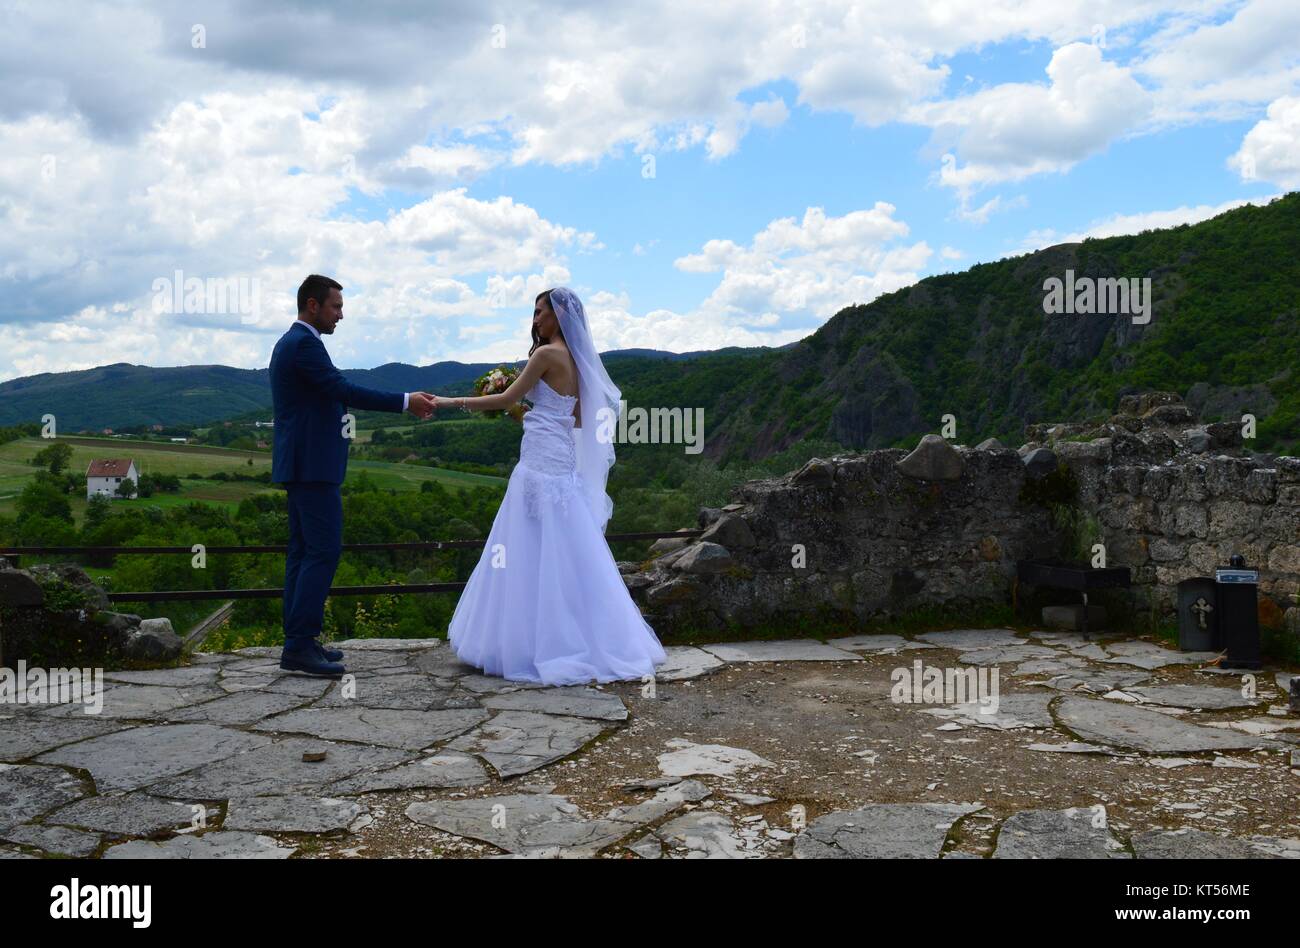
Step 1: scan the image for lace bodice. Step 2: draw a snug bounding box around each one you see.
[517,376,583,518]
[520,376,578,473]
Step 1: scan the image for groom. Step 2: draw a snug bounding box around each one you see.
[270,274,435,677]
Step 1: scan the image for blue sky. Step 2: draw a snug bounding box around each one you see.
[0,0,1296,379]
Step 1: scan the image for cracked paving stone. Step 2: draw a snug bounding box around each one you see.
[621,777,682,791]
[1037,667,1151,693]
[916,629,1023,649]
[1125,683,1260,711]
[957,644,1060,665]
[656,739,776,777]
[1054,696,1270,754]
[311,673,471,711]
[655,811,757,858]
[993,808,1130,859]
[326,750,489,793]
[252,706,489,750]
[224,795,366,834]
[1026,742,1126,755]
[1245,837,1300,858]
[219,659,288,676]
[826,635,938,654]
[329,638,443,651]
[1204,717,1300,737]
[164,690,313,726]
[626,834,663,858]
[217,674,333,697]
[410,647,480,678]
[1013,655,1091,676]
[405,779,709,855]
[147,737,411,798]
[794,803,984,858]
[0,822,101,857]
[46,793,217,837]
[1029,631,1091,646]
[39,684,227,720]
[456,675,544,695]
[0,764,87,831]
[654,647,726,681]
[1101,640,1221,670]
[102,666,221,687]
[700,640,861,663]
[36,723,269,792]
[920,694,1055,730]
[0,716,128,761]
[482,686,628,721]
[104,831,296,859]
[445,711,610,778]
[1131,828,1276,858]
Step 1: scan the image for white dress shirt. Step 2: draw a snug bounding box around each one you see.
[295,319,409,411]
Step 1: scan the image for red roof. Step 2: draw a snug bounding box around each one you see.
[87,458,135,477]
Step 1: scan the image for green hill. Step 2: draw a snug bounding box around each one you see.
[693,192,1300,462]
[5,193,1297,459]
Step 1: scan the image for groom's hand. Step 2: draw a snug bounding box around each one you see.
[407,391,436,419]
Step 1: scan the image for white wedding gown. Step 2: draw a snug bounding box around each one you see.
[447,376,667,684]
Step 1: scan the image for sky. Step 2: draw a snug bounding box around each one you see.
[0,0,1297,382]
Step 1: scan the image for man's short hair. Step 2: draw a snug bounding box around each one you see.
[297,274,342,313]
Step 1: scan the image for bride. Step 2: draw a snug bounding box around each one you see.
[431,287,667,685]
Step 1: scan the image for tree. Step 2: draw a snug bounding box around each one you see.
[116,477,136,499]
[84,494,113,530]
[17,473,73,523]
[32,442,74,475]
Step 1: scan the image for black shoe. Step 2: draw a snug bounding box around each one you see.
[316,642,344,662]
[280,644,346,678]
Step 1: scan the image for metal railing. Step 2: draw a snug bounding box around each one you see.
[0,530,702,603]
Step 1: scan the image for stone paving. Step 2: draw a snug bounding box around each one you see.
[1,629,1297,859]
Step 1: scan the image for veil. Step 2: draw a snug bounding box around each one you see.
[548,287,620,533]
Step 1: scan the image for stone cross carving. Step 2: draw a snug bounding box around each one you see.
[1191,596,1213,629]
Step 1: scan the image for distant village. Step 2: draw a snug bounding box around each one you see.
[85,419,275,450]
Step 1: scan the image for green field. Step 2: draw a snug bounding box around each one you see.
[0,435,504,522]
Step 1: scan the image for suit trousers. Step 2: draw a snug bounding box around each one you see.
[283,481,343,647]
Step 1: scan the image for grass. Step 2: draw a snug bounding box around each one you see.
[0,436,504,522]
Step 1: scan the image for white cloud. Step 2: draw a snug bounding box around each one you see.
[1139,0,1300,123]
[1229,95,1300,188]
[1014,193,1284,253]
[672,203,930,329]
[4,0,1298,381]
[915,43,1153,198]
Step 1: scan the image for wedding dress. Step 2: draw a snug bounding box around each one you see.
[447,289,666,685]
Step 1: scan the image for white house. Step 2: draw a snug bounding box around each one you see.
[86,458,139,500]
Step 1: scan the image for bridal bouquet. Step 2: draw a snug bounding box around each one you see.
[474,364,529,422]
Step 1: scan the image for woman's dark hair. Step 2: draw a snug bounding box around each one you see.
[529,289,557,356]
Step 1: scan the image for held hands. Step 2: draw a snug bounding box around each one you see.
[407,392,436,419]
[411,392,466,415]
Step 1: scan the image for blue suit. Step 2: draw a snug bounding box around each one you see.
[269,321,406,647]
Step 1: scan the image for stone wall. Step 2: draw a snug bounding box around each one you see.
[0,560,182,668]
[623,438,1062,635]
[623,392,1300,639]
[1036,392,1300,633]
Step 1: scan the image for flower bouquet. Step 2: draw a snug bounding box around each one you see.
[474,364,530,422]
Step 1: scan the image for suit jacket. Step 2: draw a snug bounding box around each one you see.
[270,321,404,484]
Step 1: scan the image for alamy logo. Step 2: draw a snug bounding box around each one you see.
[595,401,704,454]
[152,268,260,324]
[50,879,151,928]
[890,659,1000,713]
[1042,269,1151,325]
[0,661,104,714]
